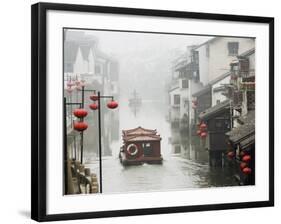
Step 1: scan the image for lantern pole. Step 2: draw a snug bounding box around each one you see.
[79,86,85,164]
[97,91,103,193]
[77,88,117,194]
[64,97,68,195]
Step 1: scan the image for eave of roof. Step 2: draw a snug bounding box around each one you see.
[199,100,230,120]
[238,48,255,58]
[226,111,255,144]
[192,85,211,97]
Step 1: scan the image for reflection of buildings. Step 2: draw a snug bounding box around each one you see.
[129,90,142,117]
[168,37,255,173]
[64,30,119,157]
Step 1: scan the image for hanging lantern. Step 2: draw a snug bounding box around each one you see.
[89,103,98,110]
[73,108,88,118]
[90,95,99,101]
[75,80,80,86]
[242,167,252,175]
[200,132,207,138]
[196,130,201,136]
[199,123,207,130]
[76,85,82,90]
[67,81,74,87]
[192,100,198,109]
[66,87,73,94]
[240,162,248,170]
[242,155,251,163]
[227,151,235,159]
[107,100,118,109]
[80,80,86,87]
[192,100,198,106]
[73,121,88,132]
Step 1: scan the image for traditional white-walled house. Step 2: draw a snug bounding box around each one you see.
[168,84,181,129]
[168,46,203,131]
[64,30,120,157]
[192,37,255,126]
[211,72,231,106]
[195,37,255,86]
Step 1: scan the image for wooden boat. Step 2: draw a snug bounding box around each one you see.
[119,127,163,165]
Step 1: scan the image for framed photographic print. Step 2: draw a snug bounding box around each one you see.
[31,2,274,222]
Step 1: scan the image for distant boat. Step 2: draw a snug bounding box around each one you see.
[119,126,163,166]
[129,90,142,107]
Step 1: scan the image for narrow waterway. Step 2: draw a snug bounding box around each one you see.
[85,98,238,194]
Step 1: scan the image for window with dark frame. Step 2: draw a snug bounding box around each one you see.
[228,42,239,56]
[182,79,189,88]
[174,94,180,105]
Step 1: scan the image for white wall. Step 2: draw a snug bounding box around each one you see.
[169,87,181,120]
[208,38,255,81]
[197,44,209,86]
[1,1,279,224]
[211,75,230,106]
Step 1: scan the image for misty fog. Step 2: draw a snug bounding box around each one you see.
[83,30,212,100]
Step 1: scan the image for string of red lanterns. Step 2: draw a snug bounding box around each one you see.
[226,148,252,175]
[197,121,208,139]
[71,90,119,132]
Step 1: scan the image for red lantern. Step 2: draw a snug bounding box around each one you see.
[196,130,201,136]
[242,155,251,163]
[240,162,248,170]
[89,103,98,110]
[76,85,82,90]
[242,167,252,175]
[90,95,99,101]
[66,87,73,93]
[73,121,88,132]
[200,132,207,138]
[73,108,88,118]
[200,123,207,130]
[67,81,74,87]
[192,100,198,106]
[227,151,235,159]
[107,100,118,109]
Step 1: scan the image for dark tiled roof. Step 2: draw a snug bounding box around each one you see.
[226,110,255,144]
[238,48,255,58]
[209,72,231,86]
[192,72,231,97]
[199,100,230,120]
[240,133,255,149]
[192,85,211,97]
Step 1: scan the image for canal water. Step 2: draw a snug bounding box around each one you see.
[85,98,238,194]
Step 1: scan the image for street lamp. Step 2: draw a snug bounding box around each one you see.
[83,88,118,193]
[64,75,118,193]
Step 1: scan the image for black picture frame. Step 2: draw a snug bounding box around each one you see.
[31,2,274,222]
